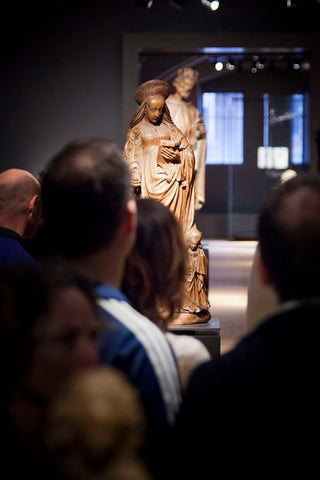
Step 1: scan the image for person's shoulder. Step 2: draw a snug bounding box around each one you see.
[186,328,264,391]
[0,236,35,265]
[97,292,176,357]
[97,295,181,424]
[166,332,210,361]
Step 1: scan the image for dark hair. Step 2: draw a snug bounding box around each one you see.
[122,198,187,330]
[258,174,320,302]
[41,138,131,258]
[0,263,98,396]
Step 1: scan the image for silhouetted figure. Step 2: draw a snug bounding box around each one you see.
[0,168,41,265]
[41,138,181,478]
[173,174,320,480]
[1,263,100,479]
[122,198,210,392]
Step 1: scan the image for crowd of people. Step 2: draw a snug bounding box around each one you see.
[1,136,320,480]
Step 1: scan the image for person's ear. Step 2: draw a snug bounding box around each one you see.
[24,195,41,238]
[123,199,137,236]
[255,247,272,286]
[29,194,40,212]
[30,195,41,222]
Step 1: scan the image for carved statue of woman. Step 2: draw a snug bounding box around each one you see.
[166,68,207,211]
[124,79,210,324]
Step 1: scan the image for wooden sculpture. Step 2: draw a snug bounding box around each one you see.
[166,67,207,211]
[124,79,210,324]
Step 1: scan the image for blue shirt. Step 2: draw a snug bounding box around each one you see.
[0,227,35,266]
[95,283,181,428]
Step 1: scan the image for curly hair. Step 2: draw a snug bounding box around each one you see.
[122,198,187,331]
[173,67,199,86]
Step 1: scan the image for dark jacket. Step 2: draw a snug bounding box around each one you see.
[171,301,320,479]
[0,227,34,265]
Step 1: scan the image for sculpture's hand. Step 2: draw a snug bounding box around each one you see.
[161,146,181,163]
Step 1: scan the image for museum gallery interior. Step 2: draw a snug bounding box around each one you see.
[1,1,320,478]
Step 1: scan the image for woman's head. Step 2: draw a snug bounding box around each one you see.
[122,198,187,330]
[0,263,101,404]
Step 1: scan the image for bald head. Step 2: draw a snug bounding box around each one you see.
[0,169,41,238]
[258,174,320,302]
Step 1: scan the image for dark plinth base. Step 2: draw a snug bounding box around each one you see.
[169,317,220,358]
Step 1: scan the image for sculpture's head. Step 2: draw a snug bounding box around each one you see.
[173,67,199,100]
[130,79,172,129]
[145,95,166,125]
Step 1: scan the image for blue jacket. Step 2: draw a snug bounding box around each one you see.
[95,283,181,428]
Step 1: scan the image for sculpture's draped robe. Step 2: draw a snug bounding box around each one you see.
[124,117,210,322]
[166,96,207,208]
[124,118,195,235]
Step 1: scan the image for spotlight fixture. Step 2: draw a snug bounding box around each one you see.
[226,61,235,71]
[255,60,265,70]
[214,61,224,71]
[201,0,220,11]
[301,61,311,71]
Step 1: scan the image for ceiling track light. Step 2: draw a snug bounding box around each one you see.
[256,60,265,70]
[214,61,224,71]
[201,0,220,11]
[226,60,236,71]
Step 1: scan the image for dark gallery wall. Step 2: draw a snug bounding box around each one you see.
[1,2,126,175]
[1,0,320,237]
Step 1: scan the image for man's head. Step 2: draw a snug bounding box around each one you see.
[41,139,134,259]
[0,168,41,239]
[257,174,320,302]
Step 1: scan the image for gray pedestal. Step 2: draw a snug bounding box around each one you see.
[169,317,220,358]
